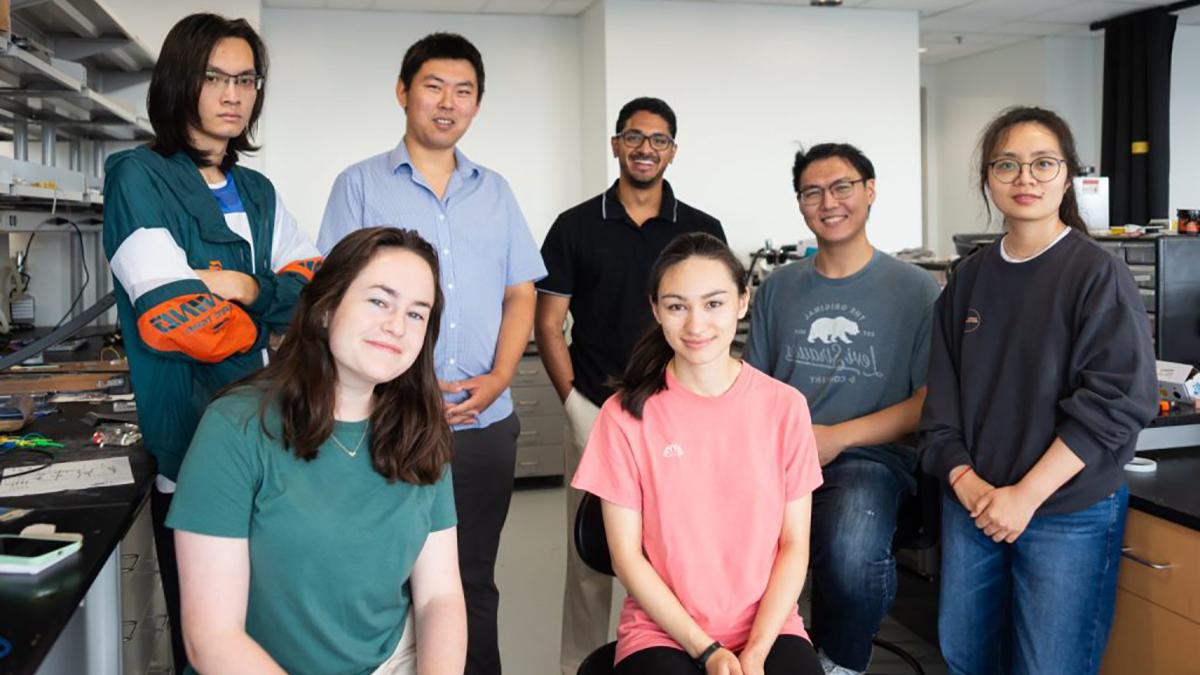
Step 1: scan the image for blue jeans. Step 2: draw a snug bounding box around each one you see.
[938,485,1128,675]
[809,455,908,672]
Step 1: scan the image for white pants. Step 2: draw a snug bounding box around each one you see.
[559,388,612,675]
[372,609,417,675]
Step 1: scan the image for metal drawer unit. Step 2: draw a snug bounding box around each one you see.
[119,503,173,675]
[1094,235,1200,363]
[511,353,566,478]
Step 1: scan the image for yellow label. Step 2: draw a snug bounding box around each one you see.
[1132,141,1150,154]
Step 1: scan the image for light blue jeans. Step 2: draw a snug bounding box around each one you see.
[938,485,1128,675]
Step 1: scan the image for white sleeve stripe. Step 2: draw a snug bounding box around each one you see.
[109,228,199,304]
[271,193,321,273]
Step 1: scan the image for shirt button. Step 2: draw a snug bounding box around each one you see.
[448,283,454,291]
[443,248,450,255]
[438,214,445,221]
[450,322,457,329]
[449,358,456,365]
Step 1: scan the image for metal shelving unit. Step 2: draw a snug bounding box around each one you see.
[0,0,154,328]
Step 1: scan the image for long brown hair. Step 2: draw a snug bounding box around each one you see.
[613,233,747,420]
[234,227,451,485]
[977,106,1088,233]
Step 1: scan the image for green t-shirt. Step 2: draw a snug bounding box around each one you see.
[166,390,456,675]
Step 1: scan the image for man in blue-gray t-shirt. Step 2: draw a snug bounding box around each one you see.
[746,143,940,675]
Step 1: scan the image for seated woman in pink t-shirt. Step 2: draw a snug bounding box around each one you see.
[572,232,824,675]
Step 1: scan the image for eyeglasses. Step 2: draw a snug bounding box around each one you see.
[988,157,1065,184]
[614,130,675,151]
[203,68,264,91]
[797,178,868,206]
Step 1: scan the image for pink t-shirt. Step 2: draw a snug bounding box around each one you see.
[571,363,823,664]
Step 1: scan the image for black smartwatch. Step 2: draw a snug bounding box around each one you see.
[695,641,723,670]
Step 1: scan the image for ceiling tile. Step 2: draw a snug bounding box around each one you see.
[861,0,976,13]
[545,0,595,14]
[989,21,1079,36]
[1030,1,1149,24]
[263,0,328,7]
[480,0,556,13]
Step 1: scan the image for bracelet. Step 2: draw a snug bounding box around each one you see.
[950,466,973,488]
[695,641,722,670]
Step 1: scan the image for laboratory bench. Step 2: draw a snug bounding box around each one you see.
[0,404,159,675]
[1101,446,1200,674]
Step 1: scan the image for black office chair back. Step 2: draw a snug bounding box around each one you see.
[574,492,615,577]
[895,469,941,552]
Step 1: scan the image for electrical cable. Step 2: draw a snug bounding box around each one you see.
[50,219,89,331]
[0,447,54,484]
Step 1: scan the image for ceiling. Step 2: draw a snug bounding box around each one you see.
[260,0,1200,64]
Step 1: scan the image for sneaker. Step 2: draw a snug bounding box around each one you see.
[818,649,865,675]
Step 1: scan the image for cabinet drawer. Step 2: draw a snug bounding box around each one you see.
[1100,588,1200,675]
[1139,288,1156,311]
[517,415,563,448]
[1128,264,1156,289]
[1118,509,1200,622]
[511,385,562,417]
[512,357,550,387]
[515,443,564,477]
[1125,243,1157,264]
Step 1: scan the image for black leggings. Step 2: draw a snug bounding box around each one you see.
[614,635,823,675]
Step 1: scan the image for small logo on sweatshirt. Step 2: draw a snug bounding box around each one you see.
[663,443,685,459]
[964,308,982,334]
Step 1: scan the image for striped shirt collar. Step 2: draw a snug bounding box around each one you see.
[601,179,679,223]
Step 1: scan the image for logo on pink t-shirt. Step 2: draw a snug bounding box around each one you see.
[662,443,685,458]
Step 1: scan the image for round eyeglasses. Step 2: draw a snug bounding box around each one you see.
[988,157,1066,184]
[615,130,675,152]
[797,178,867,207]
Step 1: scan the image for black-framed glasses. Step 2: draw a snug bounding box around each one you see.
[614,130,675,151]
[988,157,1065,184]
[797,178,868,206]
[203,68,264,91]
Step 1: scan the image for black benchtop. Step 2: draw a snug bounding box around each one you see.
[0,403,155,675]
[1127,446,1200,532]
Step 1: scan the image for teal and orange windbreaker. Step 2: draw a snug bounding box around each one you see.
[103,146,321,481]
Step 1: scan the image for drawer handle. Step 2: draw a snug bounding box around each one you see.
[518,460,541,467]
[518,368,539,375]
[120,553,139,573]
[520,430,540,437]
[1121,547,1172,570]
[517,400,540,406]
[122,620,138,642]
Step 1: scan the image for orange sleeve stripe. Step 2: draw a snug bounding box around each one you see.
[136,293,258,363]
[278,257,323,282]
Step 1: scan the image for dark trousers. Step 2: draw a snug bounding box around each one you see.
[150,486,187,674]
[809,455,908,671]
[614,635,823,675]
[452,413,521,675]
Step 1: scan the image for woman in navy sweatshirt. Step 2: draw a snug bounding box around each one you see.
[919,106,1157,675]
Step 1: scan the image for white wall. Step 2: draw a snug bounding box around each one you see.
[597,0,923,256]
[922,35,1103,255]
[1171,25,1200,218]
[257,9,582,244]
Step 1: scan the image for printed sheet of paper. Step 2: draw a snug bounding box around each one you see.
[0,457,134,497]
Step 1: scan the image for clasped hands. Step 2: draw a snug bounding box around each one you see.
[951,466,1041,544]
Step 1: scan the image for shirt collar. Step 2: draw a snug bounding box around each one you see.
[388,139,480,180]
[602,179,679,224]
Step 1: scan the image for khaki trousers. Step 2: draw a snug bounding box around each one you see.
[559,388,611,675]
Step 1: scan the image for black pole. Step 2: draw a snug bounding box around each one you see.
[1091,0,1200,31]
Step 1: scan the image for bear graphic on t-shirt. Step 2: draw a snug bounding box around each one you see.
[807,316,860,344]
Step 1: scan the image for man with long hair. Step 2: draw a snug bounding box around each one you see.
[102,13,319,672]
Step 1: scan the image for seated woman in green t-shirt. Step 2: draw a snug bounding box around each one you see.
[166,227,464,675]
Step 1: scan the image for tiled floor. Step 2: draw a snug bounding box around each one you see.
[496,483,947,675]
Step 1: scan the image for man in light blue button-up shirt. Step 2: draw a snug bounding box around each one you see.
[317,33,545,675]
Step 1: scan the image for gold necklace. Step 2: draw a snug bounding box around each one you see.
[329,428,367,458]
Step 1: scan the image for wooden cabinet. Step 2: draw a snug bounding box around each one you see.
[1101,509,1200,674]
